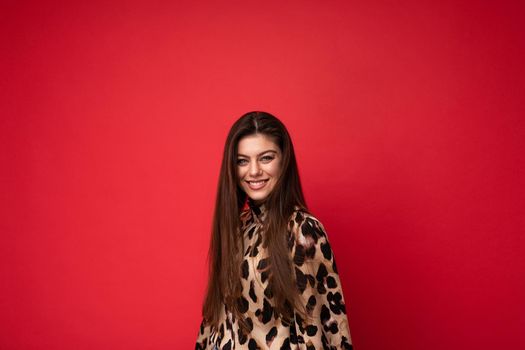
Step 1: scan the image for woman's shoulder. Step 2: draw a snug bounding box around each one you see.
[288,207,337,268]
[288,205,327,237]
[290,204,322,221]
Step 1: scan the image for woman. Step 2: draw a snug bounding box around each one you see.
[196,111,353,349]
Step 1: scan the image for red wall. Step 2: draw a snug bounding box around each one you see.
[2,1,524,349]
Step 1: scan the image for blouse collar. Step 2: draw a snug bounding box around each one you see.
[247,197,267,221]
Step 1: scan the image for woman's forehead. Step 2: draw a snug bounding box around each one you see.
[237,134,279,155]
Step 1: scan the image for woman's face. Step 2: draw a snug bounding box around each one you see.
[236,134,282,205]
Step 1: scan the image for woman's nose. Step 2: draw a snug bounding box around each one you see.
[249,161,262,176]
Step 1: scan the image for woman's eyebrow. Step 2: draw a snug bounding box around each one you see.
[237,150,278,157]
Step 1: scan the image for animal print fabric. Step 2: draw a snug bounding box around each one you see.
[196,199,353,349]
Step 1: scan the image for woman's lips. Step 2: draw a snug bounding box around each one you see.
[246,179,269,190]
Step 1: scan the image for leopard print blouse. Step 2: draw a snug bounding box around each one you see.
[196,198,353,349]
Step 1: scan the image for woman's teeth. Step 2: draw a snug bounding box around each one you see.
[247,179,268,190]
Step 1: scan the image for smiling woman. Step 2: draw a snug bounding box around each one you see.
[196,111,353,349]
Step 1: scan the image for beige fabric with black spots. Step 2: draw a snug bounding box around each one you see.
[196,200,353,350]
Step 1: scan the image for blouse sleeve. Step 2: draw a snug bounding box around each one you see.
[289,211,353,349]
[195,318,211,350]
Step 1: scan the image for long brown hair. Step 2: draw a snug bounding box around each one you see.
[202,111,311,332]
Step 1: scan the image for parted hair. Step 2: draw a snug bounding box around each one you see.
[202,111,311,333]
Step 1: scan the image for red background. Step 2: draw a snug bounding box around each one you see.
[1,1,524,349]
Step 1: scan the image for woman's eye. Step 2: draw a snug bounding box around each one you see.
[237,156,274,165]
